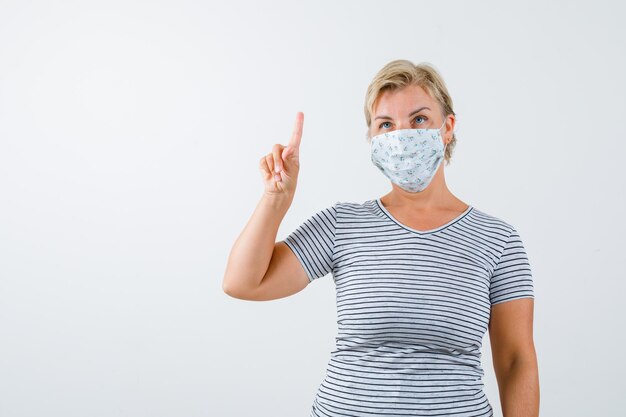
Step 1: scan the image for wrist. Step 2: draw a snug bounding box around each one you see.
[261,191,293,211]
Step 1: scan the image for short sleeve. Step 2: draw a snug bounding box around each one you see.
[283,203,338,282]
[489,226,535,306]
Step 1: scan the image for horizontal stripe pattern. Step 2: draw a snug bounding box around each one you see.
[283,199,534,416]
[284,204,337,282]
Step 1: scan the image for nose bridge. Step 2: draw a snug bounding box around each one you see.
[396,117,411,130]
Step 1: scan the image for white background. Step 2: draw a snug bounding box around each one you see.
[1,0,624,416]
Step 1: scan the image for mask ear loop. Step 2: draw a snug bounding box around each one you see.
[439,117,448,151]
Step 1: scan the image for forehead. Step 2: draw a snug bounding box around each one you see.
[373,84,437,116]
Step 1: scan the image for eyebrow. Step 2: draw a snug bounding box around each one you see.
[374,106,431,121]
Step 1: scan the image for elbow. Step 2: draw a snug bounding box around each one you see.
[222,277,238,298]
[222,265,239,296]
[222,273,236,296]
[222,279,231,295]
[222,276,251,300]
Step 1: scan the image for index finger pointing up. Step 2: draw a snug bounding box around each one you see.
[288,111,304,148]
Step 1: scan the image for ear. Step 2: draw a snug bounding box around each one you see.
[444,114,455,142]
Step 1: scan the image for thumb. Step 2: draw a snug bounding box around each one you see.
[282,145,299,171]
[282,145,298,162]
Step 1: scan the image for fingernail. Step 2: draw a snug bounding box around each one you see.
[275,166,281,173]
[274,174,281,182]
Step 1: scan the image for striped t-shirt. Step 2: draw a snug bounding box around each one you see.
[283,198,535,417]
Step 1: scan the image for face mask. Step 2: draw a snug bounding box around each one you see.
[370,119,447,193]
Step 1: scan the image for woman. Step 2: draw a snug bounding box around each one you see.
[223,59,539,417]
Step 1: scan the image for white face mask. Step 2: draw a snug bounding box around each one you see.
[370,119,447,193]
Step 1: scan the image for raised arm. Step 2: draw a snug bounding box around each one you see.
[222,112,310,301]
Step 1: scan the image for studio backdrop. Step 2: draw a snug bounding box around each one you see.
[0,0,624,416]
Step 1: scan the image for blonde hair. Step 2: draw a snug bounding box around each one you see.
[364,60,457,165]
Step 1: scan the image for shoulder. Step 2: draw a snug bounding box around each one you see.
[332,199,380,217]
[295,200,373,222]
[468,206,517,237]
[463,206,529,260]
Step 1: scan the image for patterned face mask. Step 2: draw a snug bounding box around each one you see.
[370,119,447,193]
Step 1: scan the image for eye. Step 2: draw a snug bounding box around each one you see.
[414,115,428,125]
[379,121,392,129]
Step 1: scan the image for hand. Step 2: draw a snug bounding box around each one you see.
[259,112,303,197]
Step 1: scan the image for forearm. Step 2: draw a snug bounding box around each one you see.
[498,357,540,417]
[223,192,292,293]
